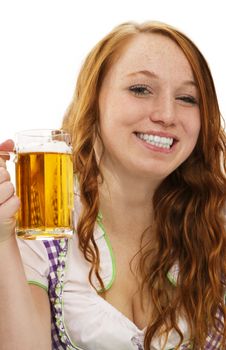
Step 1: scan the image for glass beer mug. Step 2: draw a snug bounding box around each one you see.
[0,129,74,240]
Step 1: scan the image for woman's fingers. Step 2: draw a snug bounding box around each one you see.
[0,181,15,204]
[0,167,10,184]
[0,139,15,162]
[0,195,20,242]
[0,195,20,220]
[0,140,18,240]
[0,158,6,168]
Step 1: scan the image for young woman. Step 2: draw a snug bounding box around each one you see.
[0,21,226,349]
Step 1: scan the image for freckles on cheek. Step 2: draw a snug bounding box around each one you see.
[183,115,201,137]
[120,99,145,125]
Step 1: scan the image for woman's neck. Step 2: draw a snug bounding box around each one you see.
[98,167,159,242]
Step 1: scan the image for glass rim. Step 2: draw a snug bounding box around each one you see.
[15,129,70,137]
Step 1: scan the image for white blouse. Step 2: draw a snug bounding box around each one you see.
[17,195,191,350]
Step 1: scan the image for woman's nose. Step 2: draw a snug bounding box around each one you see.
[149,94,176,127]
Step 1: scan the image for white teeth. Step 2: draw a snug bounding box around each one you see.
[136,133,174,149]
[154,135,160,142]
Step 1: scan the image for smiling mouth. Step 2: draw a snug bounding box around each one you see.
[134,132,178,149]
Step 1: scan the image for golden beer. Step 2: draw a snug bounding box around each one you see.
[16,151,74,240]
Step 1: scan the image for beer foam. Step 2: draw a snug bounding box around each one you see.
[17,141,72,154]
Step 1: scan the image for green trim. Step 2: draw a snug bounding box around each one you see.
[96,213,116,293]
[166,271,177,287]
[102,232,116,291]
[28,280,48,292]
[97,211,103,221]
[166,339,193,349]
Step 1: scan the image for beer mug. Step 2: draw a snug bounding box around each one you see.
[0,129,74,240]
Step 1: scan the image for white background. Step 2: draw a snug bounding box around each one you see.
[0,0,225,142]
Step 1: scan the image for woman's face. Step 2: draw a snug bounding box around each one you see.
[97,33,201,181]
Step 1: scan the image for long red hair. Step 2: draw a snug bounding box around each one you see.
[62,21,226,348]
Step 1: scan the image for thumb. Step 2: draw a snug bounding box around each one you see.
[0,139,15,151]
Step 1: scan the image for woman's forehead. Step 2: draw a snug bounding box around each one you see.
[104,33,196,86]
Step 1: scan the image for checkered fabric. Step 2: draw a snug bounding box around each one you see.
[203,307,225,349]
[43,239,79,350]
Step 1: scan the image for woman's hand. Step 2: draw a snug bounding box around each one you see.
[0,140,20,242]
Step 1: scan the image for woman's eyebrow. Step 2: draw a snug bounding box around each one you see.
[180,80,198,88]
[126,70,159,79]
[126,70,197,87]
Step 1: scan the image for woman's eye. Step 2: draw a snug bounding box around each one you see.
[177,95,198,105]
[129,85,151,96]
